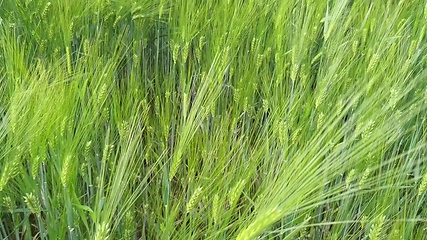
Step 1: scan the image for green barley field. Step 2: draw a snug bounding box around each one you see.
[1,0,427,239]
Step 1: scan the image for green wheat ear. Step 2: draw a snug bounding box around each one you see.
[358,167,371,189]
[368,215,386,240]
[123,210,136,239]
[236,207,283,240]
[97,83,108,106]
[3,196,15,213]
[60,155,72,187]
[24,192,42,216]
[345,169,356,190]
[169,149,182,180]
[41,2,51,19]
[84,141,92,161]
[31,155,41,179]
[228,180,246,208]
[0,152,22,191]
[212,194,220,225]
[94,222,110,240]
[66,47,72,75]
[186,187,203,213]
[418,171,427,196]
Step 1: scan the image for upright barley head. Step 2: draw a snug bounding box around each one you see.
[186,187,203,213]
[368,215,386,240]
[24,192,41,216]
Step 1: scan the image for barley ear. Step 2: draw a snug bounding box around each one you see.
[31,155,41,179]
[94,222,110,240]
[229,180,246,208]
[236,207,283,240]
[418,170,427,196]
[368,215,386,240]
[66,47,72,75]
[3,196,15,213]
[212,194,220,224]
[358,167,371,189]
[24,192,41,216]
[346,169,356,190]
[123,210,136,239]
[60,155,72,187]
[186,187,203,213]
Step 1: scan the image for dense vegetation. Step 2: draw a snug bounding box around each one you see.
[1,0,427,239]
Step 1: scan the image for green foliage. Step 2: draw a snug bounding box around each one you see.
[1,0,427,239]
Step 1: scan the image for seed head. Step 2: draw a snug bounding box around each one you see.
[278,120,288,145]
[418,170,427,196]
[124,211,135,239]
[0,156,21,191]
[361,215,368,228]
[262,99,269,113]
[419,26,426,46]
[182,42,189,63]
[311,52,322,64]
[234,88,241,103]
[31,156,41,179]
[113,15,122,28]
[352,40,359,55]
[3,196,15,213]
[97,83,108,106]
[256,54,263,69]
[94,222,110,240]
[389,88,399,110]
[236,207,283,240]
[368,215,386,240]
[346,169,356,190]
[186,187,203,213]
[172,42,180,64]
[315,87,327,109]
[251,38,257,52]
[361,119,375,139]
[102,107,110,122]
[325,23,335,41]
[243,97,248,113]
[229,180,246,208]
[169,149,182,180]
[212,194,220,224]
[41,2,51,19]
[84,141,92,161]
[359,167,370,189]
[24,192,41,216]
[290,64,298,82]
[83,39,90,55]
[66,47,72,75]
[222,46,230,68]
[367,53,379,73]
[60,155,73,187]
[362,28,368,43]
[317,112,324,128]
